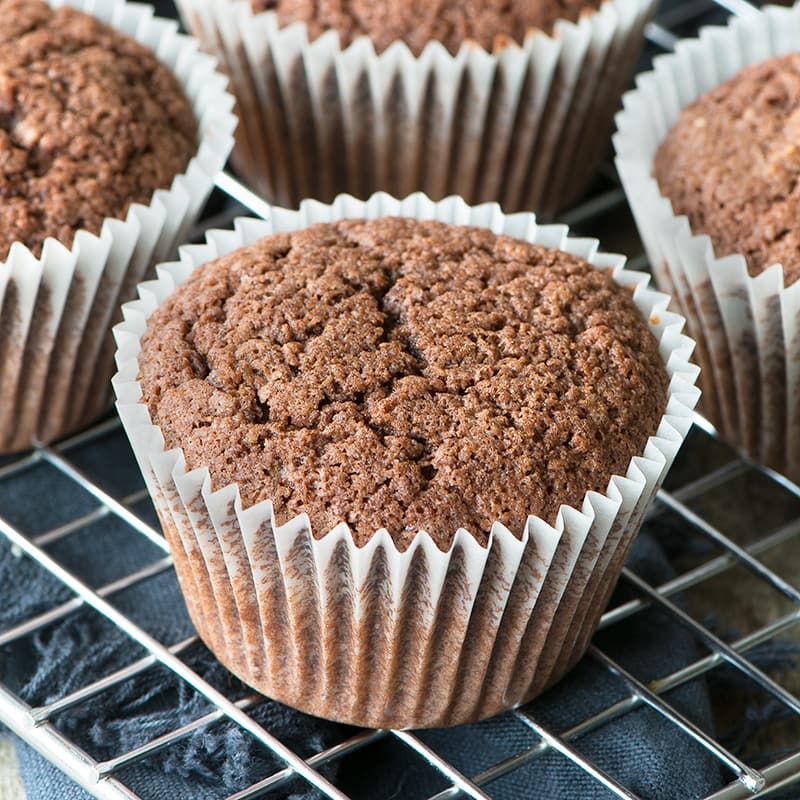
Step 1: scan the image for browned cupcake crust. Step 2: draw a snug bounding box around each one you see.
[138,218,668,550]
[0,0,197,260]
[654,54,800,287]
[250,0,604,55]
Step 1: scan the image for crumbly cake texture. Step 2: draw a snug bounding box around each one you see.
[250,0,604,55]
[0,0,197,260]
[138,218,668,550]
[654,53,800,287]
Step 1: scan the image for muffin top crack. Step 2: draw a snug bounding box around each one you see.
[139,218,668,549]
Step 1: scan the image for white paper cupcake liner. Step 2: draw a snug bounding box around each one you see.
[175,0,656,216]
[113,192,699,729]
[614,3,800,480]
[0,0,237,454]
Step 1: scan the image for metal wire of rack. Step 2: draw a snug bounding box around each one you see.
[2,0,800,798]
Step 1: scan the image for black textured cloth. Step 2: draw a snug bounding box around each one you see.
[0,2,740,796]
[0,425,726,800]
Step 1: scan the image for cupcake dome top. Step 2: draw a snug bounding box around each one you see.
[0,0,197,259]
[138,218,668,550]
[250,0,604,55]
[655,53,800,287]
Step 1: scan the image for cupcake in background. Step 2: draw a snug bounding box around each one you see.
[113,192,699,729]
[0,0,235,453]
[175,0,657,216]
[615,4,800,482]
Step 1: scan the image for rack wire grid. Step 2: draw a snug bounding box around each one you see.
[1,0,799,798]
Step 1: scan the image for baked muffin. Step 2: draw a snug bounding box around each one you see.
[0,0,196,260]
[654,54,800,286]
[0,0,235,453]
[138,218,668,549]
[251,0,604,55]
[176,0,657,214]
[115,198,699,729]
[616,7,800,481]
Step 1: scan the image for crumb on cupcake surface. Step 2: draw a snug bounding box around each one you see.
[0,0,197,260]
[250,0,604,55]
[654,53,800,287]
[138,218,667,550]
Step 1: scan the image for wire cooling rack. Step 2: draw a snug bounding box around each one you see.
[2,0,800,798]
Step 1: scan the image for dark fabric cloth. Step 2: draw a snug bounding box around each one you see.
[337,531,724,800]
[0,1,765,796]
[0,440,343,800]
[0,423,728,800]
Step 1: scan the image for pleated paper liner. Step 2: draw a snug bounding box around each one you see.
[614,3,800,481]
[0,0,237,454]
[113,193,700,729]
[175,0,656,216]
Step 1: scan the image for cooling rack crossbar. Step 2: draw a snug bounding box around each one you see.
[588,647,764,792]
[600,516,800,629]
[1,2,798,799]
[426,606,800,800]
[659,459,747,505]
[651,612,800,695]
[657,490,800,606]
[31,487,150,548]
[96,695,263,777]
[224,731,387,800]
[30,636,200,725]
[0,514,348,800]
[0,557,175,649]
[516,712,640,800]
[38,445,170,555]
[425,693,640,800]
[0,453,39,481]
[622,570,800,717]
[713,0,761,16]
[392,731,495,800]
[0,417,123,482]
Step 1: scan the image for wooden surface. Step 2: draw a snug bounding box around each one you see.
[0,741,24,800]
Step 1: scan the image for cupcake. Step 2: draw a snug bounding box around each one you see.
[113,193,699,729]
[175,0,657,215]
[615,5,800,481]
[0,0,235,453]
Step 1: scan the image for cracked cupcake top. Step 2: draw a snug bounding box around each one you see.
[0,0,196,259]
[138,218,668,549]
[655,54,800,287]
[250,0,604,55]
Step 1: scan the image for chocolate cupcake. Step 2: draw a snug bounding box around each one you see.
[249,0,605,55]
[0,0,235,453]
[114,193,699,729]
[615,5,800,480]
[175,0,657,215]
